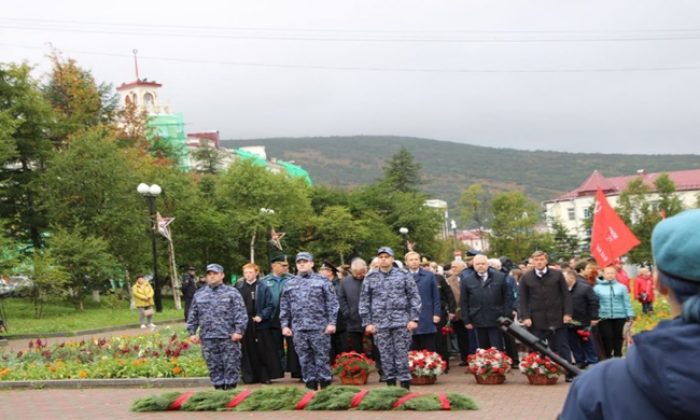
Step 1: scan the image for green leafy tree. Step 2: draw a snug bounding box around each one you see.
[48,227,119,310]
[616,178,657,264]
[490,191,541,261]
[381,147,422,193]
[36,127,149,275]
[550,219,580,261]
[654,173,684,218]
[0,63,55,248]
[44,52,118,143]
[458,184,492,229]
[312,205,369,264]
[190,144,224,174]
[215,160,314,270]
[28,251,70,318]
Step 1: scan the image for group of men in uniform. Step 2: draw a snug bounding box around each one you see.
[186,246,427,390]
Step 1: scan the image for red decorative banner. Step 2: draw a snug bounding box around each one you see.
[350,390,369,408]
[590,188,640,267]
[437,393,451,410]
[392,392,422,409]
[295,391,316,410]
[168,391,194,410]
[226,389,252,409]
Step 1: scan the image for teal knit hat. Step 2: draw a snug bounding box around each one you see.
[652,209,700,283]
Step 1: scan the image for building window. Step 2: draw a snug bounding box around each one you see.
[583,208,590,219]
[143,93,154,107]
[567,208,576,221]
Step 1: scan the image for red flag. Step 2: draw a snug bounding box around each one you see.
[590,188,640,267]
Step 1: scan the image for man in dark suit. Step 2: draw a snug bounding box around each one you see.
[461,254,513,350]
[405,251,441,352]
[519,250,574,379]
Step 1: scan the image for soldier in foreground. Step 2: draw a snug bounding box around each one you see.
[187,263,248,390]
[360,247,421,390]
[280,252,339,390]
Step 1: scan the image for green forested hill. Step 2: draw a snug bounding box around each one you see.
[221,136,700,205]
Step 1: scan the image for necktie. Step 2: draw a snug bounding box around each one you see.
[536,270,544,278]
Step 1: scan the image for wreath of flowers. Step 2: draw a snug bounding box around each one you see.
[467,347,512,379]
[332,352,376,378]
[518,352,565,378]
[408,350,447,377]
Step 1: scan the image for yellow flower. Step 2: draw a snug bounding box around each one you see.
[78,370,89,378]
[0,368,11,378]
[172,367,182,375]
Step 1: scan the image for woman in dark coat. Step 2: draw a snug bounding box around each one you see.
[236,263,283,384]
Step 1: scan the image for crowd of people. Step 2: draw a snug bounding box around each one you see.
[175,207,700,418]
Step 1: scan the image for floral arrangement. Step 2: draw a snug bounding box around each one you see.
[575,328,592,342]
[0,328,208,381]
[518,352,565,378]
[440,323,454,335]
[408,350,446,377]
[467,347,512,379]
[331,351,376,378]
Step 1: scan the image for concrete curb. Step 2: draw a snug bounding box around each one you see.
[0,377,212,390]
[0,319,185,342]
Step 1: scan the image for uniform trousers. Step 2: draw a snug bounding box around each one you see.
[201,338,241,386]
[293,329,331,383]
[375,327,412,382]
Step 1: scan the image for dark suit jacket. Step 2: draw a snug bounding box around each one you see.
[460,268,513,328]
[519,268,573,330]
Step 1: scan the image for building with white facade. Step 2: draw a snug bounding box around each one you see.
[544,169,700,241]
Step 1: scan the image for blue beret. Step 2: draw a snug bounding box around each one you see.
[295,252,313,262]
[377,246,394,257]
[205,263,224,273]
[652,209,700,283]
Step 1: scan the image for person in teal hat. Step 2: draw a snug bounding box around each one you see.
[561,209,700,419]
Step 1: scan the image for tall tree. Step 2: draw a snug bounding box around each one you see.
[489,191,541,261]
[312,205,369,264]
[550,219,580,261]
[654,173,684,218]
[616,178,657,264]
[0,63,55,248]
[458,183,492,251]
[43,52,118,144]
[381,147,422,193]
[36,127,149,275]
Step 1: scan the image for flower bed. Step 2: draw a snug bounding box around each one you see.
[0,328,208,381]
[467,347,512,384]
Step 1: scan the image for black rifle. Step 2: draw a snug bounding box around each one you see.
[498,316,583,377]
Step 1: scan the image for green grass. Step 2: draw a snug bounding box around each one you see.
[1,296,184,335]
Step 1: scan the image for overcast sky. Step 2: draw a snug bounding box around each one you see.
[2,1,700,155]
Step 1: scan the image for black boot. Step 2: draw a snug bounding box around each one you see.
[400,380,411,390]
[386,379,397,386]
[214,385,223,390]
[319,380,331,389]
[305,380,318,390]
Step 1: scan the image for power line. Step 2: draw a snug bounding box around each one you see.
[2,42,699,74]
[3,16,700,35]
[3,21,700,43]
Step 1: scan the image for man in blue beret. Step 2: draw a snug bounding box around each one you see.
[561,209,700,419]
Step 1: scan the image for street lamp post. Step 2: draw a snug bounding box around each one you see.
[399,227,409,254]
[137,183,163,313]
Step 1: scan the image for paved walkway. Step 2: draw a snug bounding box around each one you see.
[1,324,571,418]
[0,368,570,419]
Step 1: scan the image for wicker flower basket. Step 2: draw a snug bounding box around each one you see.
[340,372,369,385]
[473,373,506,385]
[526,374,559,385]
[411,375,437,385]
